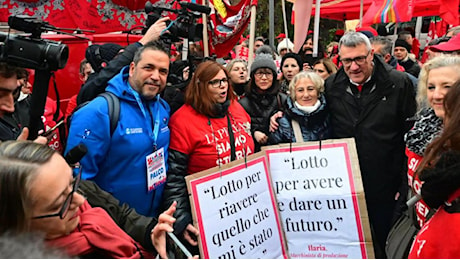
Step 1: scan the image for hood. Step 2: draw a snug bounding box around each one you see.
[106,66,139,102]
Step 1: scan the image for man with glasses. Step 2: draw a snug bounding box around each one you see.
[66,41,171,217]
[324,32,416,258]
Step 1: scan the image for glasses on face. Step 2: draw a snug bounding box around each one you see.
[254,71,273,79]
[32,165,82,220]
[340,51,370,66]
[208,78,228,88]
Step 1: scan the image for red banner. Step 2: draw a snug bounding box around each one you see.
[0,0,153,33]
[208,0,257,58]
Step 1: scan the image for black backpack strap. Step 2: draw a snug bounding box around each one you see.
[99,92,120,136]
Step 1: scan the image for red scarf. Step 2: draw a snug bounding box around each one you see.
[47,201,154,258]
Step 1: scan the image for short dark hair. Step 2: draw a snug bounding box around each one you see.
[398,30,413,40]
[79,59,90,75]
[0,62,17,79]
[133,41,170,65]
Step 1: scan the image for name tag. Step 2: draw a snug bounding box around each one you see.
[146,147,166,192]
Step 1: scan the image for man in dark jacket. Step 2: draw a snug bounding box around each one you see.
[325,32,416,258]
[394,39,421,78]
[371,36,418,94]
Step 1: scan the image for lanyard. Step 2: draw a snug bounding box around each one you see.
[128,86,161,150]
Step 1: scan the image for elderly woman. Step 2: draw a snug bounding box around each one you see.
[161,60,255,253]
[279,53,303,94]
[0,140,179,258]
[404,55,460,228]
[269,71,330,144]
[226,59,249,99]
[313,58,337,80]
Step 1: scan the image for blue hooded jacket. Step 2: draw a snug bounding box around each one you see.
[65,66,170,217]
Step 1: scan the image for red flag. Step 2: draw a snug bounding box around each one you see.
[293,0,313,53]
[208,0,257,57]
[362,0,414,26]
[439,0,459,26]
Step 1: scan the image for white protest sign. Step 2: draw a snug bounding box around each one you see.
[186,153,288,259]
[264,138,374,259]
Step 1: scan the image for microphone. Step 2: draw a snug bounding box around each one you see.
[64,144,88,165]
[179,2,211,15]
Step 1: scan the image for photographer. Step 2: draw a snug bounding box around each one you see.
[76,16,170,105]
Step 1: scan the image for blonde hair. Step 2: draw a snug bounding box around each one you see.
[289,71,324,101]
[417,55,460,111]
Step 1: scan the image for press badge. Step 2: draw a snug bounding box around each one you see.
[146,147,167,192]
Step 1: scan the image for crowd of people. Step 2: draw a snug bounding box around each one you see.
[1,18,460,258]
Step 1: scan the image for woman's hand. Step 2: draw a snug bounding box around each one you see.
[269,111,283,132]
[151,201,177,259]
[16,127,48,144]
[182,224,199,246]
[254,131,268,144]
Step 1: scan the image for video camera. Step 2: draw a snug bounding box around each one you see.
[0,15,69,71]
[144,0,211,42]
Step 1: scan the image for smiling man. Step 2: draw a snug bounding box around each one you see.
[66,41,171,217]
[324,32,416,258]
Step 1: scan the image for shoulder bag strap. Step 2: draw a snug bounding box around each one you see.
[291,119,304,143]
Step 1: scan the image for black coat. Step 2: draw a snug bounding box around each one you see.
[239,90,287,151]
[77,42,142,105]
[325,56,416,203]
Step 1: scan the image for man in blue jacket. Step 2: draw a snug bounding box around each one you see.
[66,41,171,217]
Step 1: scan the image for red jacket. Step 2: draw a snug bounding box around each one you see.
[409,189,460,259]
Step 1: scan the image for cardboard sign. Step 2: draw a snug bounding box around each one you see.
[263,138,374,259]
[186,153,288,259]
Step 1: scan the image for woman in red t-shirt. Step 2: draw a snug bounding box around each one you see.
[161,60,255,253]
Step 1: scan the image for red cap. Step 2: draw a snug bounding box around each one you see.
[430,34,460,52]
[276,33,286,39]
[356,26,378,37]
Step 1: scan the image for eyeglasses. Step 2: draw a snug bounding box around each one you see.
[254,71,273,79]
[208,78,228,88]
[340,51,370,66]
[32,165,82,220]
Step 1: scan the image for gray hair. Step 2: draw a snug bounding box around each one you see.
[371,36,393,56]
[289,71,325,101]
[417,55,460,110]
[339,32,372,53]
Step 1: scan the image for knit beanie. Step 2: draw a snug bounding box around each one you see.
[277,38,294,54]
[250,53,277,75]
[86,43,123,72]
[280,52,303,69]
[395,39,411,52]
